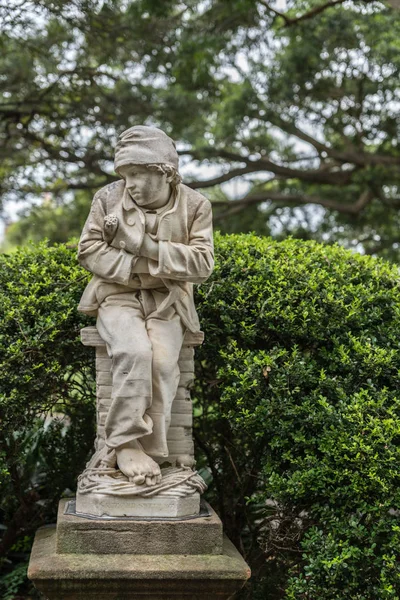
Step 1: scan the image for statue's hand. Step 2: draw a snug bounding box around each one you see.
[103,214,119,243]
[140,233,159,260]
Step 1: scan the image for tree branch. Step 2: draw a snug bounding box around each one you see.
[21,130,111,181]
[259,0,372,27]
[266,114,400,166]
[186,166,259,189]
[284,0,348,26]
[258,0,293,25]
[16,178,115,195]
[187,147,354,185]
[213,188,374,220]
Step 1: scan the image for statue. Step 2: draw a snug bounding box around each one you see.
[75,126,214,514]
[28,127,250,598]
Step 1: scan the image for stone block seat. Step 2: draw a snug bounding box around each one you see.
[80,325,204,467]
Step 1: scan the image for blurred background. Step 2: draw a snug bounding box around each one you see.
[1,0,399,259]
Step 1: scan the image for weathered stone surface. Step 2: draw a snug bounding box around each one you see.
[56,498,222,555]
[96,357,112,371]
[75,491,200,519]
[178,346,195,361]
[167,426,192,440]
[178,360,195,373]
[170,413,192,427]
[97,384,112,398]
[81,326,204,348]
[96,371,112,385]
[96,346,109,358]
[171,399,192,413]
[166,439,194,455]
[29,525,250,600]
[178,372,195,388]
[155,453,189,467]
[83,318,200,483]
[98,398,112,410]
[97,411,107,425]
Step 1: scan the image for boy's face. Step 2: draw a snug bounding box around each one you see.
[118,164,169,207]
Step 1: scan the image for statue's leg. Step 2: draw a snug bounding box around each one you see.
[140,311,185,458]
[96,294,154,449]
[96,294,162,485]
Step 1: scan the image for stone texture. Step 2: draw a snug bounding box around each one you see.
[82,325,200,471]
[56,498,223,555]
[75,491,200,519]
[81,327,204,348]
[29,525,250,600]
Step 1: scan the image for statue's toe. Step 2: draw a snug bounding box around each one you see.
[132,474,146,485]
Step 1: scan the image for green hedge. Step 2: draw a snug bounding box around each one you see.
[1,234,400,599]
[0,242,95,599]
[195,233,400,599]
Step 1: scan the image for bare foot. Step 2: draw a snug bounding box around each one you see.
[116,440,162,486]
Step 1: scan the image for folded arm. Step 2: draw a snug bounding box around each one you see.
[148,198,214,283]
[78,191,137,285]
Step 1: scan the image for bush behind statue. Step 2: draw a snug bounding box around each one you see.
[0,242,95,598]
[1,235,400,598]
[195,233,400,599]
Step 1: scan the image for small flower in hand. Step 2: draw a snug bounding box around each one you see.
[103,214,119,242]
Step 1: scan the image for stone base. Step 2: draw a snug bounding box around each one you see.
[76,490,200,518]
[29,525,251,600]
[56,498,223,555]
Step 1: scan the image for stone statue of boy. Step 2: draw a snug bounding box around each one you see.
[77,126,214,488]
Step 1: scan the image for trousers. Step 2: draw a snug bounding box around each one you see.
[97,290,185,456]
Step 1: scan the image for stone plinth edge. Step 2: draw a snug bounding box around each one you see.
[29,525,251,600]
[75,490,200,518]
[56,498,223,555]
[81,326,204,347]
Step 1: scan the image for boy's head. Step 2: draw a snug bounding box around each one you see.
[117,163,181,207]
[115,126,181,207]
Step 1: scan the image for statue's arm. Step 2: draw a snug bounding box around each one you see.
[77,191,137,285]
[148,198,214,283]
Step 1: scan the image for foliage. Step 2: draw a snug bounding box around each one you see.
[3,193,91,250]
[1,235,400,598]
[0,561,38,600]
[0,242,95,598]
[1,0,400,258]
[194,232,400,598]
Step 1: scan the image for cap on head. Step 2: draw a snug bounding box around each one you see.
[114,125,179,173]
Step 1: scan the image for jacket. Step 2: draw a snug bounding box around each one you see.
[77,179,214,333]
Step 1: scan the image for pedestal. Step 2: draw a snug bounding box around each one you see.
[56,498,223,555]
[28,499,251,600]
[75,490,200,519]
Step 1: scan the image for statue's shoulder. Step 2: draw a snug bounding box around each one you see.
[92,180,124,209]
[180,184,211,211]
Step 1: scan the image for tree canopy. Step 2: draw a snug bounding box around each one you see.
[1,0,399,258]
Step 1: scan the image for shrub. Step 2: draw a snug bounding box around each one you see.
[0,242,95,598]
[1,234,400,599]
[194,232,400,599]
